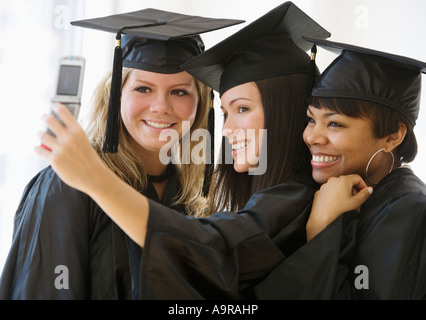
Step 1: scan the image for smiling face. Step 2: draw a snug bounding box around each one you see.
[303,106,392,184]
[120,69,199,156]
[220,82,265,173]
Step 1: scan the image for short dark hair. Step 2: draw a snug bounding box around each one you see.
[309,97,418,163]
[209,74,311,213]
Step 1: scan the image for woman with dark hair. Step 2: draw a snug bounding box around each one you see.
[210,74,311,213]
[254,37,426,299]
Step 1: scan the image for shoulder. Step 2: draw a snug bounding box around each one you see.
[21,166,89,200]
[361,167,426,223]
[15,166,93,224]
[373,167,426,200]
[247,173,319,204]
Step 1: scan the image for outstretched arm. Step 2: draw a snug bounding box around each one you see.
[306,175,373,241]
[35,103,149,246]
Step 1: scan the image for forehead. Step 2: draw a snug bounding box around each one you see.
[220,82,261,107]
[127,69,196,84]
[307,105,375,128]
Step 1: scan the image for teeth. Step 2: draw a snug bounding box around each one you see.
[146,121,173,129]
[232,141,248,150]
[312,155,338,163]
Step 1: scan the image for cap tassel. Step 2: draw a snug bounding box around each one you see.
[202,89,215,197]
[305,44,317,101]
[103,34,123,153]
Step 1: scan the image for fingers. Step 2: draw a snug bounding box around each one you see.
[346,174,369,192]
[38,129,58,151]
[322,174,373,213]
[52,103,76,128]
[351,186,373,207]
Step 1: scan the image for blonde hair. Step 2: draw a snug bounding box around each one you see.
[83,68,211,216]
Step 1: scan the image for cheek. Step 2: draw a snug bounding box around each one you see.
[176,99,198,124]
[120,93,145,121]
[335,137,378,173]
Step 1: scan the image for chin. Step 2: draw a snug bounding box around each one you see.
[233,163,249,173]
[312,172,330,184]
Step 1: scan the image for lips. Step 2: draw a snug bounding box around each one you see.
[232,141,248,151]
[144,120,175,129]
[312,155,338,163]
[311,154,339,168]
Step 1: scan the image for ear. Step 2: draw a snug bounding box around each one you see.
[385,122,407,152]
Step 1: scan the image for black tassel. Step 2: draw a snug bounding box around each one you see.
[202,90,215,197]
[103,34,123,153]
[304,44,317,103]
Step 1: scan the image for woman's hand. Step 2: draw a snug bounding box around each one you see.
[35,103,149,247]
[35,103,108,194]
[306,174,373,241]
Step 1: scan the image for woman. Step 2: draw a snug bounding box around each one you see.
[0,9,241,299]
[254,37,426,299]
[31,3,371,299]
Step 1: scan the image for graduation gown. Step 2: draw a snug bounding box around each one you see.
[254,167,426,299]
[0,165,185,300]
[138,173,319,299]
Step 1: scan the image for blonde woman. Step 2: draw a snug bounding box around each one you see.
[0,9,241,299]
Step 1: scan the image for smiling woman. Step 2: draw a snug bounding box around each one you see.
[120,69,199,162]
[304,100,408,185]
[221,82,265,174]
[254,37,426,299]
[0,8,241,299]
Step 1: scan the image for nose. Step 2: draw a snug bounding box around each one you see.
[149,93,173,114]
[222,115,244,142]
[303,123,328,147]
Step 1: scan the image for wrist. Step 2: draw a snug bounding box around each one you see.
[81,159,113,196]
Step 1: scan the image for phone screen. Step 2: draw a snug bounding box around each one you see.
[56,65,81,96]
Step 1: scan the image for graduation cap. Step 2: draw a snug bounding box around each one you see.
[181,1,330,196]
[181,1,331,96]
[71,8,243,153]
[304,36,426,126]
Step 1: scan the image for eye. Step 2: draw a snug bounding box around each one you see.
[306,116,315,124]
[171,89,188,96]
[135,86,151,93]
[238,106,248,113]
[328,121,342,128]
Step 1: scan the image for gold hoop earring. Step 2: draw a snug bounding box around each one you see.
[365,148,395,186]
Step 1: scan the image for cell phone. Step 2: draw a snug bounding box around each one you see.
[51,55,86,118]
[43,56,85,146]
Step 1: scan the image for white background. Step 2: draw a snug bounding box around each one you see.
[1,0,426,275]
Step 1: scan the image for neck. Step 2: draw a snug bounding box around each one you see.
[132,142,167,176]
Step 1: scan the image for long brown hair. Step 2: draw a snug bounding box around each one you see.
[208,73,311,213]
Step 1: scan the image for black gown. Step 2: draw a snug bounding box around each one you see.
[254,167,426,299]
[0,165,185,300]
[138,173,319,299]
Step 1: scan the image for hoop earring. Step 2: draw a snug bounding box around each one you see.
[365,148,395,186]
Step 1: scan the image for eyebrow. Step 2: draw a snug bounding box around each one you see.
[221,97,253,111]
[133,79,193,87]
[307,106,339,118]
[230,97,253,104]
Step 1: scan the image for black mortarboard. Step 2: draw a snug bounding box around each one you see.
[181,1,331,96]
[71,8,243,153]
[181,1,330,196]
[304,36,426,126]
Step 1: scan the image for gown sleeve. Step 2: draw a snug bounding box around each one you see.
[254,190,426,299]
[0,167,93,299]
[139,174,318,299]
